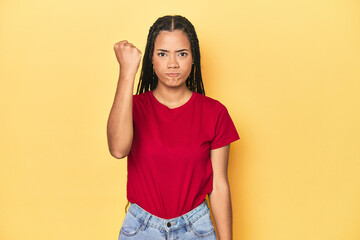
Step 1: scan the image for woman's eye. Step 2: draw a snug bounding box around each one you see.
[158,52,166,57]
[179,52,187,57]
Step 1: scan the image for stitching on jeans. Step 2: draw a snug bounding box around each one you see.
[189,210,215,237]
[191,228,216,238]
[120,213,143,237]
[188,207,209,224]
[128,210,144,223]
[126,204,211,232]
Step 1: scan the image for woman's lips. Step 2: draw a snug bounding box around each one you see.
[166,73,181,77]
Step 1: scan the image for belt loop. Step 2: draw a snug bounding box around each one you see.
[183,214,191,232]
[141,213,151,231]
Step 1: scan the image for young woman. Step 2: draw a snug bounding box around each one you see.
[107,15,240,240]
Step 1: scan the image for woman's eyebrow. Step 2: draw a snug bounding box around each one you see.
[156,49,190,52]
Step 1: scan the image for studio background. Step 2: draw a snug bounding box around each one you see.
[1,0,359,239]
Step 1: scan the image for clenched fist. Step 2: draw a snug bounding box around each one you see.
[114,40,142,78]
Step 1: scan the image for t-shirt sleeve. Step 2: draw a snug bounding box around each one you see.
[210,102,240,150]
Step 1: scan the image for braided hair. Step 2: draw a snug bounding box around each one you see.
[136,15,205,95]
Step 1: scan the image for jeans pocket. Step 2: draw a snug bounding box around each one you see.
[190,211,216,238]
[120,212,143,237]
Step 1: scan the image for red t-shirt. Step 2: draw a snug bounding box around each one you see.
[127,90,240,219]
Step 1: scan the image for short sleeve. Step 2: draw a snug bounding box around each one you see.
[210,102,240,150]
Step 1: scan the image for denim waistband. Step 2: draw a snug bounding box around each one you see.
[127,199,210,232]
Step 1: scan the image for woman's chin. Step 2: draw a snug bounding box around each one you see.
[160,79,186,89]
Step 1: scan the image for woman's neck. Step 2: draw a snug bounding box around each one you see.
[152,86,193,109]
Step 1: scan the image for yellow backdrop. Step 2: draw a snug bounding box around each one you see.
[1,0,359,239]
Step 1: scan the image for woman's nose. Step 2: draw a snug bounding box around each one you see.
[167,55,179,68]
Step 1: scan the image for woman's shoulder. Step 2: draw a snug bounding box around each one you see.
[194,92,227,110]
[133,91,151,97]
[133,91,151,102]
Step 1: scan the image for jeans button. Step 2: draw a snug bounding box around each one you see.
[167,222,171,227]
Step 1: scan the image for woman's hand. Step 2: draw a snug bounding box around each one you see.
[114,40,142,78]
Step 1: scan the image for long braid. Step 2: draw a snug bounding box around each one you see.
[136,15,205,95]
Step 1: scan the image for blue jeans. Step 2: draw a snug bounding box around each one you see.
[118,199,218,240]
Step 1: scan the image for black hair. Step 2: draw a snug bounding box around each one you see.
[136,15,205,95]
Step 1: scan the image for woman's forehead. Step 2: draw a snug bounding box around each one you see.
[154,30,190,50]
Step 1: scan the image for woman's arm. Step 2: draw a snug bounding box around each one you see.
[107,41,141,159]
[209,144,233,240]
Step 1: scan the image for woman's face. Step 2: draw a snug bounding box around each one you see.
[152,30,193,90]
